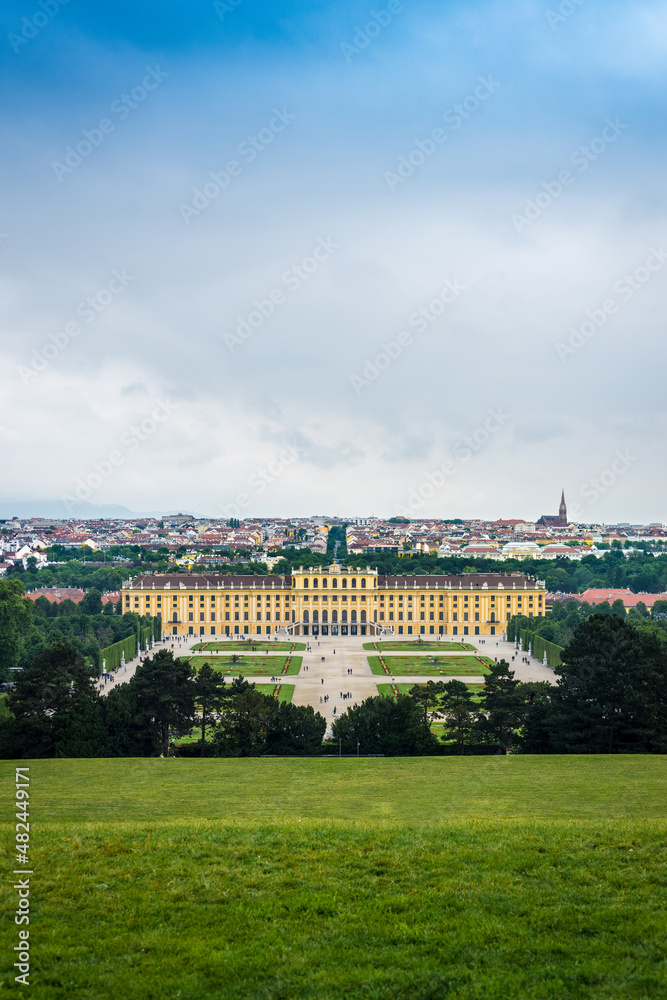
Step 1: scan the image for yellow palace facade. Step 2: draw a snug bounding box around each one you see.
[123,566,545,639]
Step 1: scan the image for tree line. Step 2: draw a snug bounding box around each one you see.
[2,613,665,758]
[0,579,157,681]
[0,647,326,759]
[332,614,667,755]
[508,595,667,651]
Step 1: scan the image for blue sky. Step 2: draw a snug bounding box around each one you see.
[2,0,667,520]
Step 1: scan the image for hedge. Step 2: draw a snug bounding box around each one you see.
[100,615,161,672]
[519,628,564,668]
[99,633,136,672]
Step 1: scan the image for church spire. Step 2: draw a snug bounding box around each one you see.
[559,489,567,522]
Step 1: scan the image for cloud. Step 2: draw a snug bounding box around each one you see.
[1,0,666,520]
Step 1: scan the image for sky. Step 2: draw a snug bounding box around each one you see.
[1,0,666,523]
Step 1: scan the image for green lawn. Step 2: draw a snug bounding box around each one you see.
[254,683,295,703]
[368,655,492,676]
[192,640,305,651]
[182,655,302,676]
[364,640,476,651]
[2,758,666,999]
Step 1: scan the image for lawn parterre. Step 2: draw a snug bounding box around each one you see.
[192,640,306,651]
[181,655,302,676]
[254,683,295,703]
[364,640,476,651]
[368,655,492,676]
[0,758,666,999]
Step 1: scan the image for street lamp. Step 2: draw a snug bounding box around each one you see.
[356,741,360,757]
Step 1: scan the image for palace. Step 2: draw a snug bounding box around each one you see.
[123,565,545,639]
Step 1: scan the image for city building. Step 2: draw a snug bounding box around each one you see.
[537,490,568,528]
[123,566,545,639]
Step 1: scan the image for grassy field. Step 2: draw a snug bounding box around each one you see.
[192,640,306,651]
[368,655,493,676]
[182,655,302,676]
[2,758,666,999]
[364,641,476,651]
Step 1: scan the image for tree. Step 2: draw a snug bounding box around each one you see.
[611,599,627,618]
[547,615,667,753]
[517,681,555,754]
[0,579,34,682]
[438,680,477,753]
[192,663,227,752]
[473,660,526,752]
[102,683,153,757]
[331,694,439,756]
[131,650,195,755]
[4,642,102,757]
[408,680,445,724]
[265,702,326,755]
[212,678,274,756]
[80,588,103,615]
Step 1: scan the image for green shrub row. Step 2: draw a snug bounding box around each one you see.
[519,628,564,668]
[100,615,161,671]
[99,633,136,672]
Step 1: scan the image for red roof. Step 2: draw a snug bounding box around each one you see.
[580,588,667,608]
[26,588,85,604]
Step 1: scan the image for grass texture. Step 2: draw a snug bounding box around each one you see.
[192,641,306,651]
[1,758,666,1000]
[183,656,302,676]
[368,655,492,676]
[364,641,476,651]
